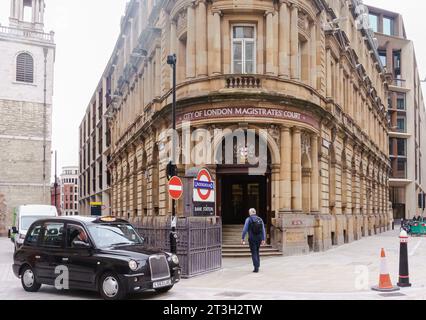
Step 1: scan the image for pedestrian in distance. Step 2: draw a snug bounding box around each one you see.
[241,208,266,273]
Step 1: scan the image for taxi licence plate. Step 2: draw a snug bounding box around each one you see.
[153,279,172,289]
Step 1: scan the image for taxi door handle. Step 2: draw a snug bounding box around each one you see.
[35,256,41,259]
[62,258,69,262]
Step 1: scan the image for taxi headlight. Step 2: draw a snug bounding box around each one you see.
[171,254,179,265]
[129,260,138,271]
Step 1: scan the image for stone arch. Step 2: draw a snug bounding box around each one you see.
[211,124,281,167]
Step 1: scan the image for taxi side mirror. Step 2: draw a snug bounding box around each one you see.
[73,241,91,249]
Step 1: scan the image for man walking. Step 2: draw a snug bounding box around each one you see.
[241,208,266,273]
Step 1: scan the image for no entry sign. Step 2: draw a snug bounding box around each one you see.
[168,176,183,200]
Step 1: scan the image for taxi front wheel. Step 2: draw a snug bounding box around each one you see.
[99,272,127,300]
[21,266,41,292]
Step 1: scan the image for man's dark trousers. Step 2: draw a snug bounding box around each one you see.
[249,237,262,271]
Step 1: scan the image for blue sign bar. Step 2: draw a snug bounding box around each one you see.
[194,180,214,190]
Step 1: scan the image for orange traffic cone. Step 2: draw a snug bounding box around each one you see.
[372,248,400,292]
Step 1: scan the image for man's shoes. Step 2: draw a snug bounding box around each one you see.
[253,269,259,273]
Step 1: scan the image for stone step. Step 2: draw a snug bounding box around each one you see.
[223,244,274,249]
[223,251,283,258]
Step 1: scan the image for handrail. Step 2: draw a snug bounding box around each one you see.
[0,25,54,43]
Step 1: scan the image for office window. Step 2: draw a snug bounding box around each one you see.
[383,17,394,36]
[397,116,406,133]
[397,93,406,110]
[397,139,406,157]
[369,14,378,32]
[378,50,387,67]
[232,25,256,74]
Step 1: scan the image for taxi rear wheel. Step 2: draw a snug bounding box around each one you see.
[155,285,174,294]
[99,272,127,300]
[21,266,41,292]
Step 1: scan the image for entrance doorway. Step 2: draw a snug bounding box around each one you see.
[220,174,267,225]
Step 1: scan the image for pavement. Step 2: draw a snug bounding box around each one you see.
[1,228,426,300]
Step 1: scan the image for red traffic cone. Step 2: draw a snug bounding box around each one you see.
[372,248,400,292]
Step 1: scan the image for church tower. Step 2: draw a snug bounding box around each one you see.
[9,0,46,31]
[0,0,55,235]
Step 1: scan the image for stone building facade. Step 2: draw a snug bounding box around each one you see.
[368,6,426,220]
[0,0,55,235]
[60,166,79,216]
[82,0,391,255]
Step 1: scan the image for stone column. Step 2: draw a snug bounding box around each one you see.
[310,22,317,88]
[326,50,332,97]
[186,4,196,79]
[170,20,177,55]
[302,168,311,214]
[31,0,36,23]
[272,165,280,214]
[291,127,302,212]
[280,126,292,211]
[310,134,320,213]
[265,11,275,75]
[290,4,299,80]
[196,1,208,77]
[211,11,222,74]
[40,0,44,24]
[279,1,290,78]
[155,47,161,98]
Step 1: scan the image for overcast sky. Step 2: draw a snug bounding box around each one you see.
[0,0,425,180]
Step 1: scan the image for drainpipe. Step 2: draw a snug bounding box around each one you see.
[42,47,48,203]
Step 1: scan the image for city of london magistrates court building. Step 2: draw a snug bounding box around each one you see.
[80,0,392,255]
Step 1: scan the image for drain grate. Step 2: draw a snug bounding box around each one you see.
[216,291,248,297]
[378,292,407,297]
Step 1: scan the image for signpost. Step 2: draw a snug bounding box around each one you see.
[168,176,183,201]
[90,202,102,216]
[193,168,215,217]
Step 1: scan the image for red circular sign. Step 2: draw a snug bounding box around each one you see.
[168,176,183,200]
[197,169,213,201]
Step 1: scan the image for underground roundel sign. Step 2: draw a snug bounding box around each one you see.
[168,176,183,200]
[193,168,215,203]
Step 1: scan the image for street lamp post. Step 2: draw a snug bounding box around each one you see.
[167,54,178,254]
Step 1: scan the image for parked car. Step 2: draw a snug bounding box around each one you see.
[12,216,181,300]
[9,205,58,251]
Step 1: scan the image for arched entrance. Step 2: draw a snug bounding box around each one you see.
[214,129,273,241]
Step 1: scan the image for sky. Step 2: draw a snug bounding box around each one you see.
[0,0,425,181]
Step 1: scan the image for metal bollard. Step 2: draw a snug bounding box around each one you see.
[397,230,411,287]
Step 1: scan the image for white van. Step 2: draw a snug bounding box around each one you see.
[10,205,58,251]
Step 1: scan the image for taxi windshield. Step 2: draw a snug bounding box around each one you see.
[87,224,143,248]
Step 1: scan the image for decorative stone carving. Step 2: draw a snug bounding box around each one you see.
[176,9,187,37]
[268,125,280,145]
[301,132,311,156]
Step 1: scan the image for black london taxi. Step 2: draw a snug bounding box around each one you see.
[12,216,181,300]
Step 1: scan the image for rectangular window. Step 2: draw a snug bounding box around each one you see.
[41,223,64,248]
[383,17,394,36]
[397,138,406,157]
[397,93,406,110]
[232,25,256,74]
[369,14,378,32]
[378,50,387,67]
[397,116,406,133]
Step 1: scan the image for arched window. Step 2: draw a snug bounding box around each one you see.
[16,52,34,83]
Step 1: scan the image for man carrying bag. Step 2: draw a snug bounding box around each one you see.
[241,208,266,273]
